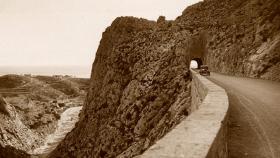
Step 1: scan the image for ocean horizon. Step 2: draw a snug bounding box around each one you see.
[0,65,91,78]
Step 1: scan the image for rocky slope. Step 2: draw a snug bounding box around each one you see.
[0,96,40,157]
[174,0,280,81]
[50,17,192,158]
[0,75,89,157]
[51,0,279,157]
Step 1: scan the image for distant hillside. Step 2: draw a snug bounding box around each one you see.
[0,75,29,89]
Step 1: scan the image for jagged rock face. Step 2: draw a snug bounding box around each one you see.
[0,97,39,157]
[51,0,279,157]
[50,17,191,158]
[174,0,280,81]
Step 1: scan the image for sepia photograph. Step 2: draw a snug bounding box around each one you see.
[0,0,279,157]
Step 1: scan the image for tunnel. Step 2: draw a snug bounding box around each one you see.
[186,32,207,70]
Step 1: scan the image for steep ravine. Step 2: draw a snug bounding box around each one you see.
[0,100,83,158]
[31,106,82,156]
[0,75,88,158]
[51,0,279,157]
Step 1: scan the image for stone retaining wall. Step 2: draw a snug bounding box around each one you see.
[139,69,229,158]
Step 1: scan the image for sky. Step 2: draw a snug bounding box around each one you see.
[0,0,202,67]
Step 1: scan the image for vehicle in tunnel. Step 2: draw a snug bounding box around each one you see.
[199,65,210,76]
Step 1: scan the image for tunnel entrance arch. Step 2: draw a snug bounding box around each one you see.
[190,58,203,69]
[186,31,208,70]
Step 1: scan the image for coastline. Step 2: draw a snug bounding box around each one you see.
[0,66,91,78]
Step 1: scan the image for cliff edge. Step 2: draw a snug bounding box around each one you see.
[50,17,192,157]
[51,0,280,157]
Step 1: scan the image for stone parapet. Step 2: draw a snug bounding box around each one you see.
[139,69,229,158]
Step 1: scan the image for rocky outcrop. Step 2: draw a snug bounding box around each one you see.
[0,97,40,158]
[51,0,279,157]
[174,0,280,81]
[50,17,192,158]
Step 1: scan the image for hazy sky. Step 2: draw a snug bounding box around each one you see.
[0,0,201,67]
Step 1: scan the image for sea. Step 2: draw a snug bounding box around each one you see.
[0,66,91,78]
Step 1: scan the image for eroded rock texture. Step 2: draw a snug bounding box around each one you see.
[50,17,191,158]
[175,0,280,81]
[0,96,37,157]
[51,0,279,157]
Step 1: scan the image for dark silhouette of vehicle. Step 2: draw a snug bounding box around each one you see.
[199,65,210,76]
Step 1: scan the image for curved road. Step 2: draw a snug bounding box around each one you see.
[207,72,280,158]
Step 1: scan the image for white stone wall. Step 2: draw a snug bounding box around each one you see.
[139,69,229,158]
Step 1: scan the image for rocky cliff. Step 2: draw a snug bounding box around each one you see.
[50,17,192,158]
[51,0,280,157]
[178,0,280,81]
